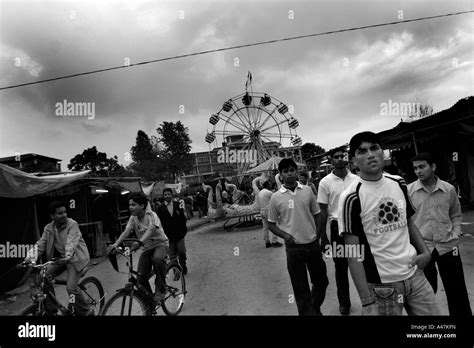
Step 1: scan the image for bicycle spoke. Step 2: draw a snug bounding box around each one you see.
[101,290,150,316]
[79,277,105,315]
[162,265,186,316]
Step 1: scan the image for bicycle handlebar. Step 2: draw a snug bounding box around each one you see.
[108,238,144,256]
[17,257,69,269]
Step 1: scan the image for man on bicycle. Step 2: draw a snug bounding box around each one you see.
[24,201,93,315]
[109,192,169,304]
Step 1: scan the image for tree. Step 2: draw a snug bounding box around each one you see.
[129,130,166,181]
[130,130,155,164]
[301,143,326,161]
[407,101,434,121]
[156,121,194,181]
[107,156,134,177]
[68,146,129,176]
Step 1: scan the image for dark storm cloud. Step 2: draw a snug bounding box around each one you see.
[1,0,472,167]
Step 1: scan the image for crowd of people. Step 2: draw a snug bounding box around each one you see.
[23,130,472,317]
[264,131,471,316]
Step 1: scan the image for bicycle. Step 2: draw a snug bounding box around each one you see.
[17,258,105,316]
[100,238,186,316]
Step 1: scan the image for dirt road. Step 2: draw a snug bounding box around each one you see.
[2,215,474,315]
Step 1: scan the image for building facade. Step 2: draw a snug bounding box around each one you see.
[0,153,62,173]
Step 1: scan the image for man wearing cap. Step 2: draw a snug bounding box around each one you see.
[338,131,439,315]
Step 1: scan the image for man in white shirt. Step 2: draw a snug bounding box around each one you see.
[338,132,439,316]
[317,146,359,315]
[268,158,328,315]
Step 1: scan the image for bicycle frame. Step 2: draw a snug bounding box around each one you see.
[20,258,105,316]
[108,240,183,315]
[122,251,157,314]
[22,260,74,315]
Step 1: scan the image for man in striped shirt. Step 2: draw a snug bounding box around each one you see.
[338,131,439,315]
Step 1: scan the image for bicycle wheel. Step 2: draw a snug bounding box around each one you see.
[79,276,105,315]
[100,290,152,316]
[162,264,185,316]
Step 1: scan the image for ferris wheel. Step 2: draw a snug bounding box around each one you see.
[205,78,302,176]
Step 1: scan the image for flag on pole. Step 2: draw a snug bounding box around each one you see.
[245,71,252,91]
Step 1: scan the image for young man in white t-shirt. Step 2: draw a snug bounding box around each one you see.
[110,192,169,304]
[317,146,359,315]
[268,158,328,315]
[338,131,439,315]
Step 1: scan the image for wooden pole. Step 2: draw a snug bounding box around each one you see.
[411,132,419,155]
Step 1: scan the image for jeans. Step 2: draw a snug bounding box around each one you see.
[423,247,472,317]
[285,240,329,315]
[367,268,441,315]
[330,220,351,308]
[45,263,90,314]
[137,245,167,296]
[169,238,187,269]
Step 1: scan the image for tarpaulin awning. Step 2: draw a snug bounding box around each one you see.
[141,181,186,197]
[90,177,143,193]
[377,97,474,150]
[141,183,155,196]
[0,164,90,198]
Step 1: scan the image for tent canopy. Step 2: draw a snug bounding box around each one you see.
[0,164,90,198]
[141,181,189,197]
[244,156,306,174]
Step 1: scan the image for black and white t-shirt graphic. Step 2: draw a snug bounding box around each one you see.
[371,197,408,235]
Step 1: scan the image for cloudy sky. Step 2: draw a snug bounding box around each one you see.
[0,0,472,170]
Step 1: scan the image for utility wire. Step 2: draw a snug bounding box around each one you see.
[1,10,472,91]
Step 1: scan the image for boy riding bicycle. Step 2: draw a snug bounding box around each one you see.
[109,192,169,304]
[24,201,93,315]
